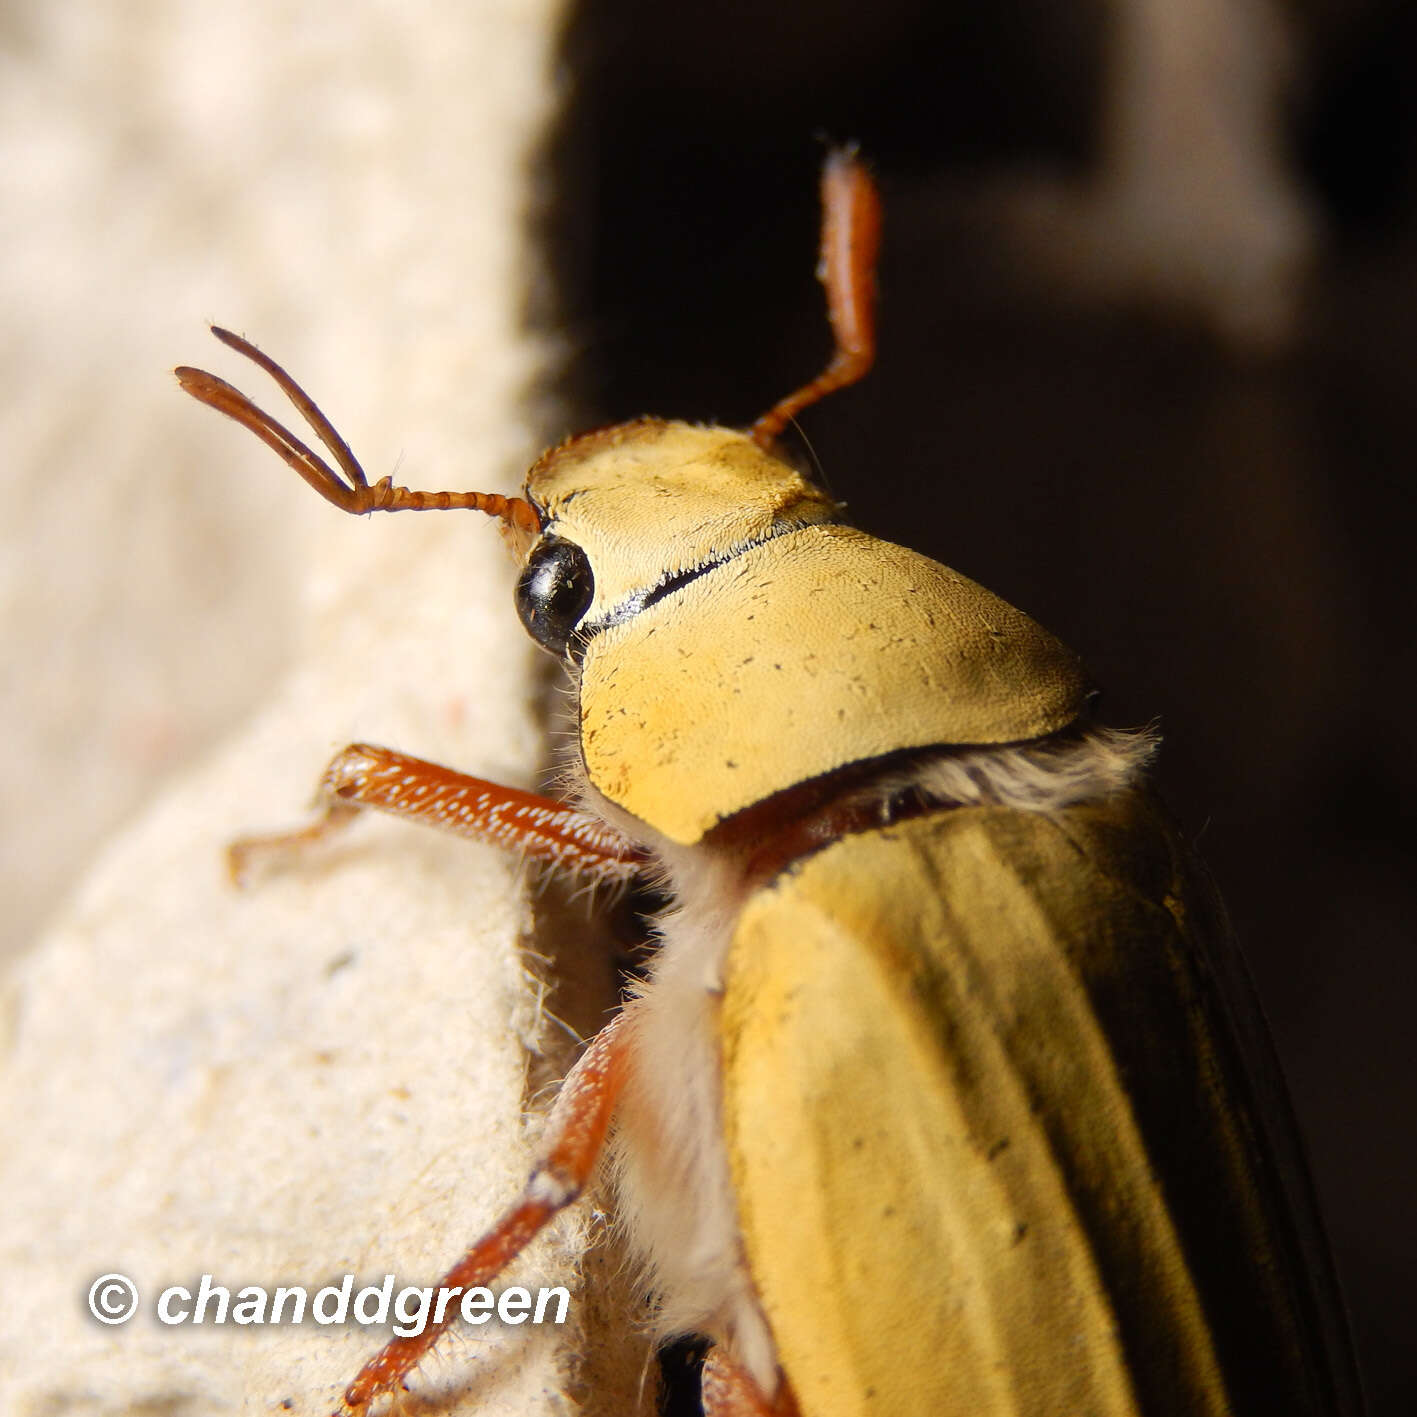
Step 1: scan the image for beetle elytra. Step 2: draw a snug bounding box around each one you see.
[177,150,1362,1417]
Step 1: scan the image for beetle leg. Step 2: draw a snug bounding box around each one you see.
[750,148,882,448]
[229,743,648,886]
[338,1008,633,1414]
[702,1347,799,1417]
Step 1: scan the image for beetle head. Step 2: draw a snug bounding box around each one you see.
[515,418,841,654]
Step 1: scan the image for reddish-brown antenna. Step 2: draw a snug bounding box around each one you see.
[750,147,882,449]
[175,327,540,538]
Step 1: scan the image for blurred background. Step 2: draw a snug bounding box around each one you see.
[3,0,1412,1410]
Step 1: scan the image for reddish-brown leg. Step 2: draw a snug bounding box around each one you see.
[338,1009,634,1414]
[750,148,882,449]
[229,743,648,887]
[702,1347,799,1417]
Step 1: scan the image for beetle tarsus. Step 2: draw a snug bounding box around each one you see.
[226,802,361,888]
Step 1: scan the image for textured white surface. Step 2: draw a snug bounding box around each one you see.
[0,2,649,1412]
[0,0,545,961]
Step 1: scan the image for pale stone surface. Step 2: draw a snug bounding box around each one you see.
[0,2,650,1413]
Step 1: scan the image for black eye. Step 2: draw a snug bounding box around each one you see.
[515,538,595,656]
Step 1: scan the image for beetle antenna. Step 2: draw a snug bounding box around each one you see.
[750,147,882,449]
[175,327,540,537]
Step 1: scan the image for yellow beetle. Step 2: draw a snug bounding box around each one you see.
[177,151,1362,1417]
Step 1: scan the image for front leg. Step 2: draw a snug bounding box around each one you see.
[229,742,649,887]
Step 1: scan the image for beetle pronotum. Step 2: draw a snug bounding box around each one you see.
[177,151,1362,1417]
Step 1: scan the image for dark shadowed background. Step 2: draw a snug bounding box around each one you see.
[531,2,1416,1411]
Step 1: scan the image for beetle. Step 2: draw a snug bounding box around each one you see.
[176,150,1362,1417]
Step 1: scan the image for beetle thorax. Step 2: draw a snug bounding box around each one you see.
[522,417,1089,847]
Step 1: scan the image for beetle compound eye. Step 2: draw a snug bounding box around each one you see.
[515,538,595,656]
